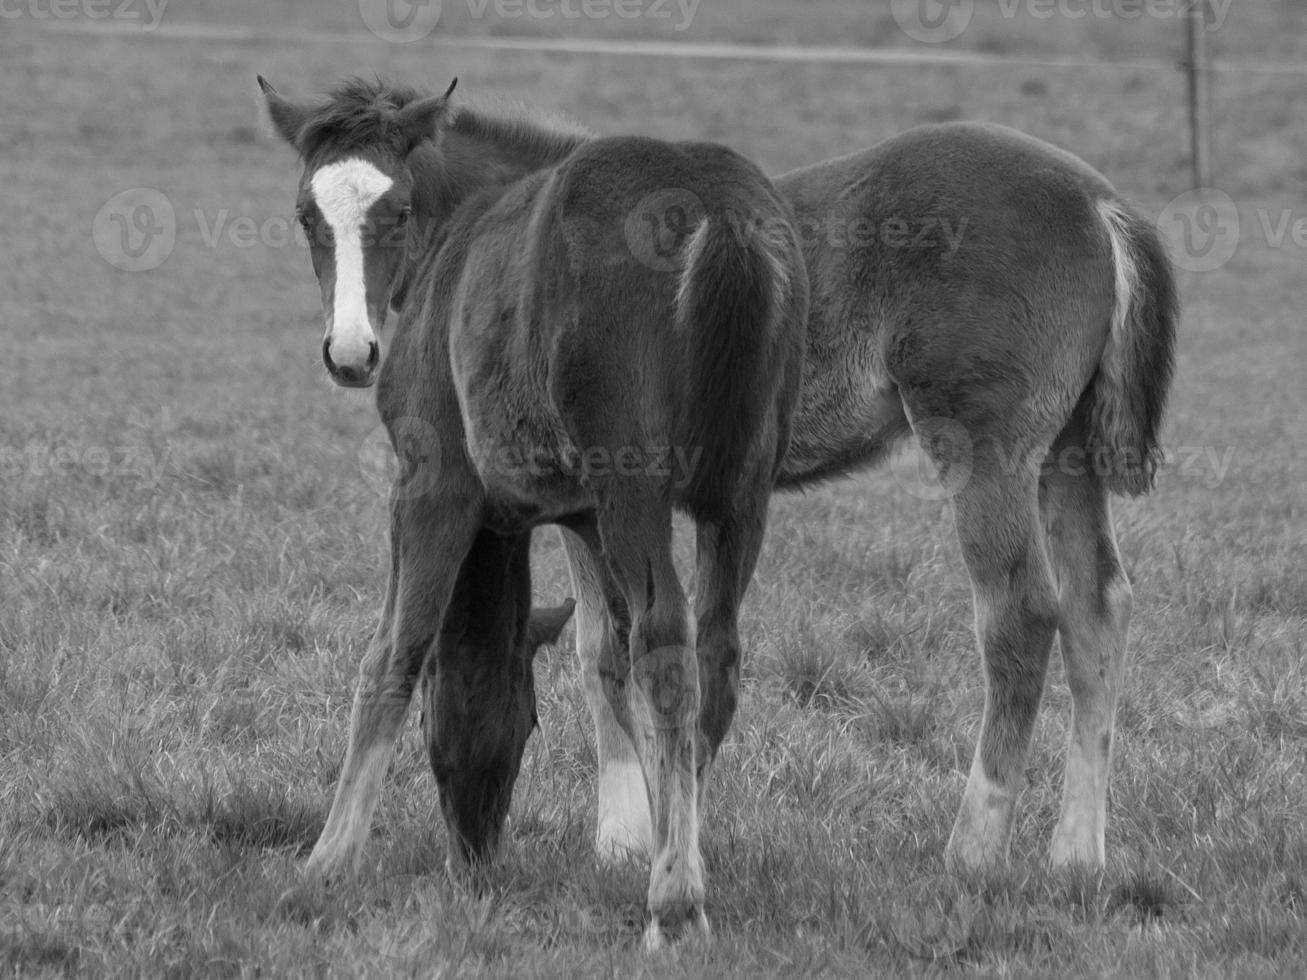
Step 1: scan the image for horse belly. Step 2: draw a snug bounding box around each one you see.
[465,412,591,531]
[776,286,910,487]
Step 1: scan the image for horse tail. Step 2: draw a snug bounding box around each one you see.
[674,212,793,511]
[1085,197,1179,496]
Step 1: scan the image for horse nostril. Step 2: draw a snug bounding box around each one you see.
[321,338,374,387]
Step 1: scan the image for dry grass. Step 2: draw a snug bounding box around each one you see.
[2,1,1306,976]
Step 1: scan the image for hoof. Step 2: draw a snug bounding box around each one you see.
[943,831,1008,874]
[303,832,366,883]
[1049,825,1106,871]
[303,852,347,883]
[643,904,710,952]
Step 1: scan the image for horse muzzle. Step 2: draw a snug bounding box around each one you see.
[322,336,379,388]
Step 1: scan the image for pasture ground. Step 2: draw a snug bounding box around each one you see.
[2,1,1306,976]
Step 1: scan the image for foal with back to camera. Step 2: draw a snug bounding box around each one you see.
[572,121,1178,875]
[262,75,807,947]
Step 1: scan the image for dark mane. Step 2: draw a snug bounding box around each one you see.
[296,76,428,158]
[297,76,592,172]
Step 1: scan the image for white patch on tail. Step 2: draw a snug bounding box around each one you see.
[1092,199,1141,457]
[310,158,394,370]
[673,217,713,325]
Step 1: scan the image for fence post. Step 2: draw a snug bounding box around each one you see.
[1186,3,1212,189]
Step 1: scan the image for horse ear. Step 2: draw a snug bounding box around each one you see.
[258,75,312,151]
[396,78,458,155]
[526,598,576,655]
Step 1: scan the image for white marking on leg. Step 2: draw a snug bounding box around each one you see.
[948,756,1018,870]
[1051,574,1131,869]
[310,158,393,371]
[1050,728,1109,868]
[597,759,652,863]
[560,526,656,863]
[306,739,396,877]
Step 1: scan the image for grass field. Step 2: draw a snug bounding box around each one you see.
[2,1,1306,976]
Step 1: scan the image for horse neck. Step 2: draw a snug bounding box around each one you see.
[446,105,589,188]
[391,107,589,309]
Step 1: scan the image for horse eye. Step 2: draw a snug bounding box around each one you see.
[396,208,411,226]
[296,211,313,231]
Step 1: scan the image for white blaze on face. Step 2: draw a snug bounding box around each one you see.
[310,158,394,372]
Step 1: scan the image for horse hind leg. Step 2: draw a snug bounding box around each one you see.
[694,484,770,787]
[1041,433,1132,869]
[941,443,1061,871]
[559,526,653,864]
[594,493,706,948]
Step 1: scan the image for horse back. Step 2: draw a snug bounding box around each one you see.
[451,135,806,522]
[551,136,806,513]
[774,122,1132,481]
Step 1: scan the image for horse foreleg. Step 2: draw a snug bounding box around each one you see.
[305,490,479,879]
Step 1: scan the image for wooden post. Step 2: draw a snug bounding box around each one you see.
[1186,3,1211,189]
